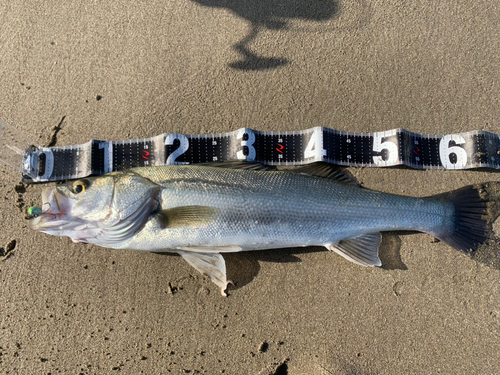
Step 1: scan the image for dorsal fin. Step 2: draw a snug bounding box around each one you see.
[196,161,274,171]
[289,162,360,187]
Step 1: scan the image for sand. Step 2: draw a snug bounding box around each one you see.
[1,0,500,373]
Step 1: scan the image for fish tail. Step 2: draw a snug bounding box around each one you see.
[431,182,499,255]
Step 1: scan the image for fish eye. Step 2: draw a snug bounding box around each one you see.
[72,180,88,194]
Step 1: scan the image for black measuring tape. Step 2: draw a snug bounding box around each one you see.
[21,127,500,183]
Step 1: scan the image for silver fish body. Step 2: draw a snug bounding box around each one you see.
[30,163,490,295]
[125,166,451,252]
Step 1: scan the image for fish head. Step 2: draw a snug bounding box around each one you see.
[29,172,161,246]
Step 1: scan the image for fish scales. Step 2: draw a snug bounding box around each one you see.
[127,166,450,252]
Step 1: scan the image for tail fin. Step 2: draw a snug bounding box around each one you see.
[432,182,499,256]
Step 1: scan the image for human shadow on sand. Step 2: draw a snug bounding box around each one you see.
[191,0,339,70]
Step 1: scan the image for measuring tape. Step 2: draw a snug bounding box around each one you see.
[21,127,500,183]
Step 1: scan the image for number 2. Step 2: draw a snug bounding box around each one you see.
[165,134,189,165]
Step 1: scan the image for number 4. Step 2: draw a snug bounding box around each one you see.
[304,128,326,160]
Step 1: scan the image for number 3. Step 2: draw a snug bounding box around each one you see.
[236,129,256,161]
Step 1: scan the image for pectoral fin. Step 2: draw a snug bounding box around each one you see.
[158,206,220,228]
[327,232,382,267]
[178,245,242,253]
[177,251,231,296]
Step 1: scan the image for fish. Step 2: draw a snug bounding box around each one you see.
[29,162,496,295]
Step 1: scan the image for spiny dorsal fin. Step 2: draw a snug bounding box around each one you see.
[326,232,382,267]
[158,206,220,228]
[290,162,360,187]
[196,161,274,171]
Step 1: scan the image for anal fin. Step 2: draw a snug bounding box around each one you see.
[327,233,382,267]
[177,251,231,296]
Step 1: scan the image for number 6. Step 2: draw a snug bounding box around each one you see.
[439,134,467,169]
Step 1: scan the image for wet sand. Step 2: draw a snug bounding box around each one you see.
[1,1,500,373]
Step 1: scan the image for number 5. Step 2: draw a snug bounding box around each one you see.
[372,130,398,166]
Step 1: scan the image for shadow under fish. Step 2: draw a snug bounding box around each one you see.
[29,162,500,296]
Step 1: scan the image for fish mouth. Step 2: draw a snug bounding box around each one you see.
[29,187,94,241]
[29,187,70,224]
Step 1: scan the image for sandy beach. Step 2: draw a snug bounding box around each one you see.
[1,1,500,373]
